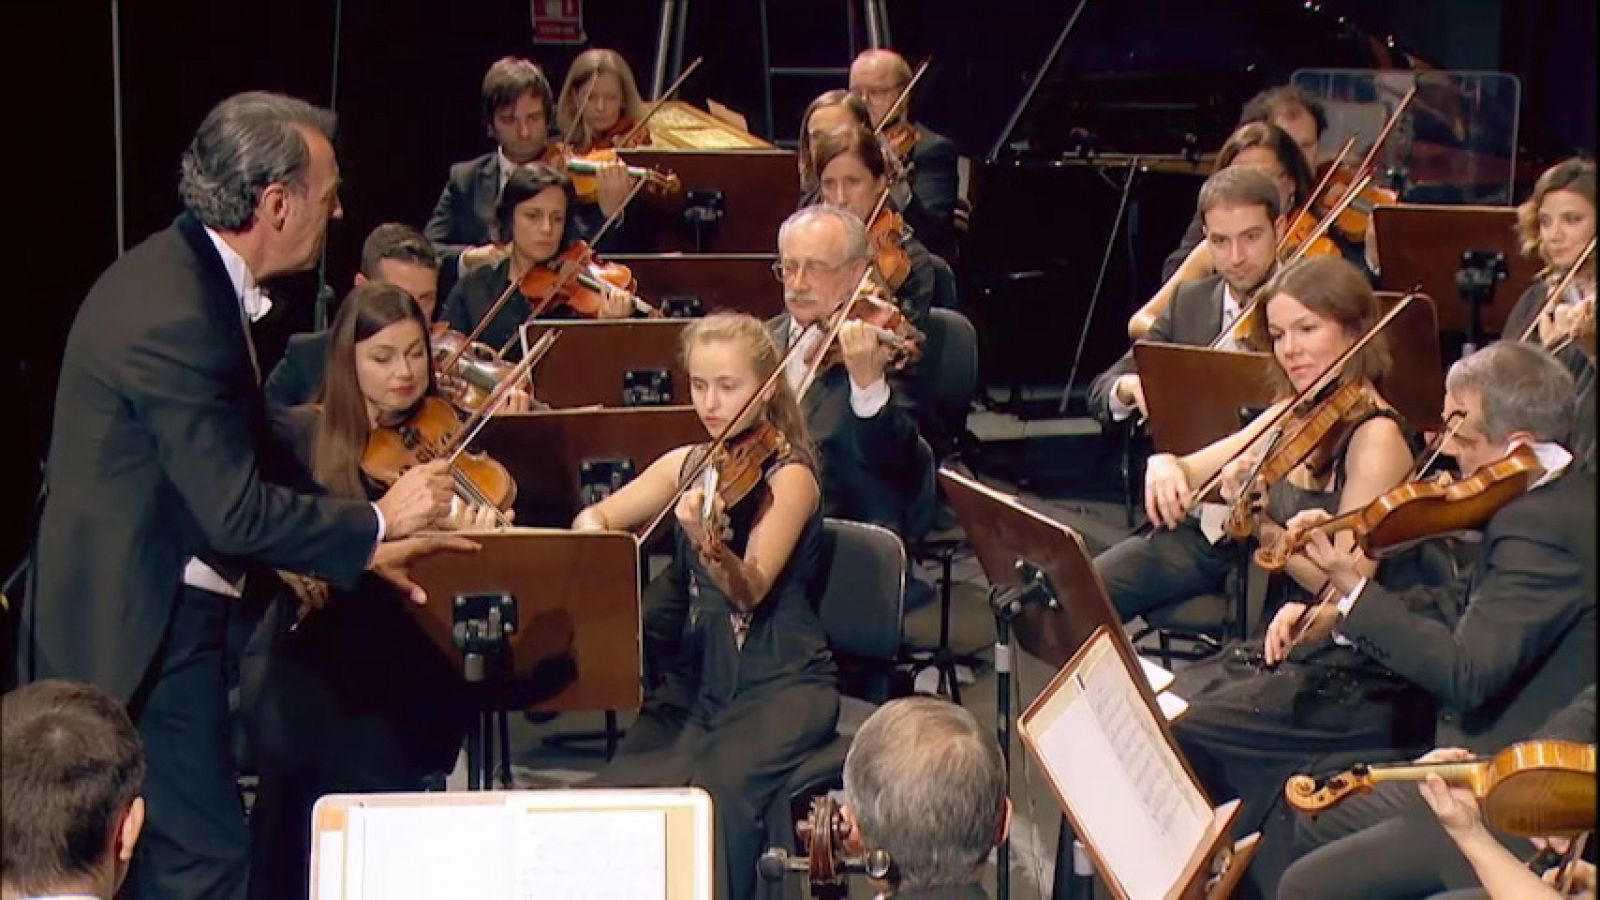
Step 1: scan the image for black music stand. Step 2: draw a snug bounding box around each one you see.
[938,468,1230,900]
[408,530,642,788]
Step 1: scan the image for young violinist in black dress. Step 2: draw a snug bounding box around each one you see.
[441,164,637,356]
[572,313,838,900]
[243,281,505,900]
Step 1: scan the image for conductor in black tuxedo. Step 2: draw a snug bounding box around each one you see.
[1087,166,1286,425]
[264,222,441,409]
[425,55,633,300]
[849,49,961,263]
[767,205,932,538]
[20,91,470,900]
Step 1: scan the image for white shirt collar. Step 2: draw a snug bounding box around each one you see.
[201,226,272,322]
[1509,438,1573,489]
[1222,284,1244,320]
[498,147,548,187]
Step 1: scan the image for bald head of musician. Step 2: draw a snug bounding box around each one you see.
[849,49,913,130]
[841,698,1010,894]
[776,206,898,389]
[1199,166,1286,302]
[1240,84,1327,170]
[482,56,556,166]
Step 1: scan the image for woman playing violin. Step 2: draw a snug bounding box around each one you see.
[1504,157,1595,471]
[557,48,650,152]
[573,313,837,900]
[1102,255,1415,627]
[244,281,506,900]
[441,164,636,356]
[812,125,937,335]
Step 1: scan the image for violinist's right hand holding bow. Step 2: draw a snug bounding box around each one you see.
[374,459,455,538]
[1143,453,1193,530]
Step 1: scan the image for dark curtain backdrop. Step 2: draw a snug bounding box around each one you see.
[6,0,1594,570]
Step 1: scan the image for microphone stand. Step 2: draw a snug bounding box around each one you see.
[990,559,1060,900]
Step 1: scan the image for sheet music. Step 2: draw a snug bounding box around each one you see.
[351,805,515,898]
[514,809,666,900]
[1029,637,1212,899]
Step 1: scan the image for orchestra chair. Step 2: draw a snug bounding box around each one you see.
[760,519,907,895]
[904,308,984,699]
[1130,556,1249,669]
[929,249,959,310]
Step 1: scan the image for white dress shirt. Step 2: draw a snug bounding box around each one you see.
[182,228,384,598]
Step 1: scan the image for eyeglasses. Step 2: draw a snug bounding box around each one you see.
[771,259,848,283]
[851,86,903,102]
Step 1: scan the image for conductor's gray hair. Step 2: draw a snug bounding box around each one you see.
[843,698,1005,891]
[777,205,870,262]
[178,91,336,231]
[1446,341,1575,445]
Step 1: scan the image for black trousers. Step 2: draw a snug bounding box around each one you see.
[602,679,839,900]
[1276,780,1533,899]
[126,585,250,900]
[1094,519,1240,621]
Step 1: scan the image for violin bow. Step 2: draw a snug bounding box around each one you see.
[1519,237,1596,343]
[1185,291,1416,509]
[1340,84,1418,199]
[1282,171,1376,266]
[872,57,931,139]
[620,56,704,147]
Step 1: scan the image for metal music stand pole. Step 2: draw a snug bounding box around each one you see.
[990,560,1059,900]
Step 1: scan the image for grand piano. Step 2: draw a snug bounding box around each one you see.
[958,0,1536,413]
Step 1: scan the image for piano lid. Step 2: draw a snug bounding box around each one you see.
[993,0,1433,163]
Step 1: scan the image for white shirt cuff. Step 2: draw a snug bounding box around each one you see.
[1107,385,1135,421]
[1331,577,1368,647]
[849,377,892,418]
[456,253,469,278]
[372,503,387,543]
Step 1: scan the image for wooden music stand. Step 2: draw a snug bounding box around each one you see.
[1374,204,1541,337]
[617,149,799,253]
[611,253,784,319]
[1374,291,1445,431]
[521,320,689,409]
[407,529,642,787]
[1133,343,1275,456]
[474,407,707,527]
[309,787,714,899]
[1019,627,1258,900]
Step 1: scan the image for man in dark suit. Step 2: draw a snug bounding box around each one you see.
[1271,340,1597,898]
[849,49,960,263]
[1088,166,1285,425]
[768,205,933,538]
[20,92,465,900]
[425,56,632,300]
[264,222,440,409]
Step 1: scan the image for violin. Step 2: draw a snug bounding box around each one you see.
[881,119,918,162]
[1285,740,1597,837]
[521,241,661,322]
[756,795,892,899]
[802,289,925,378]
[868,207,913,292]
[1253,443,1544,571]
[1522,238,1597,353]
[1223,379,1383,540]
[430,324,525,412]
[584,115,649,152]
[1303,85,1419,245]
[361,395,518,516]
[562,148,681,205]
[697,422,791,519]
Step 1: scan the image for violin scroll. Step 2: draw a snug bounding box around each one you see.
[1284,768,1375,815]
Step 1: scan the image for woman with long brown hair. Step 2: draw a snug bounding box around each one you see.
[556,48,649,152]
[245,280,506,900]
[573,313,837,900]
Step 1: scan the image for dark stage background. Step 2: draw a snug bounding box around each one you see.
[6,0,1595,576]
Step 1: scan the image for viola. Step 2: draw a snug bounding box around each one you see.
[1285,740,1597,837]
[520,241,661,321]
[361,395,518,514]
[868,207,913,292]
[1223,379,1382,540]
[1253,443,1546,571]
[562,147,681,205]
